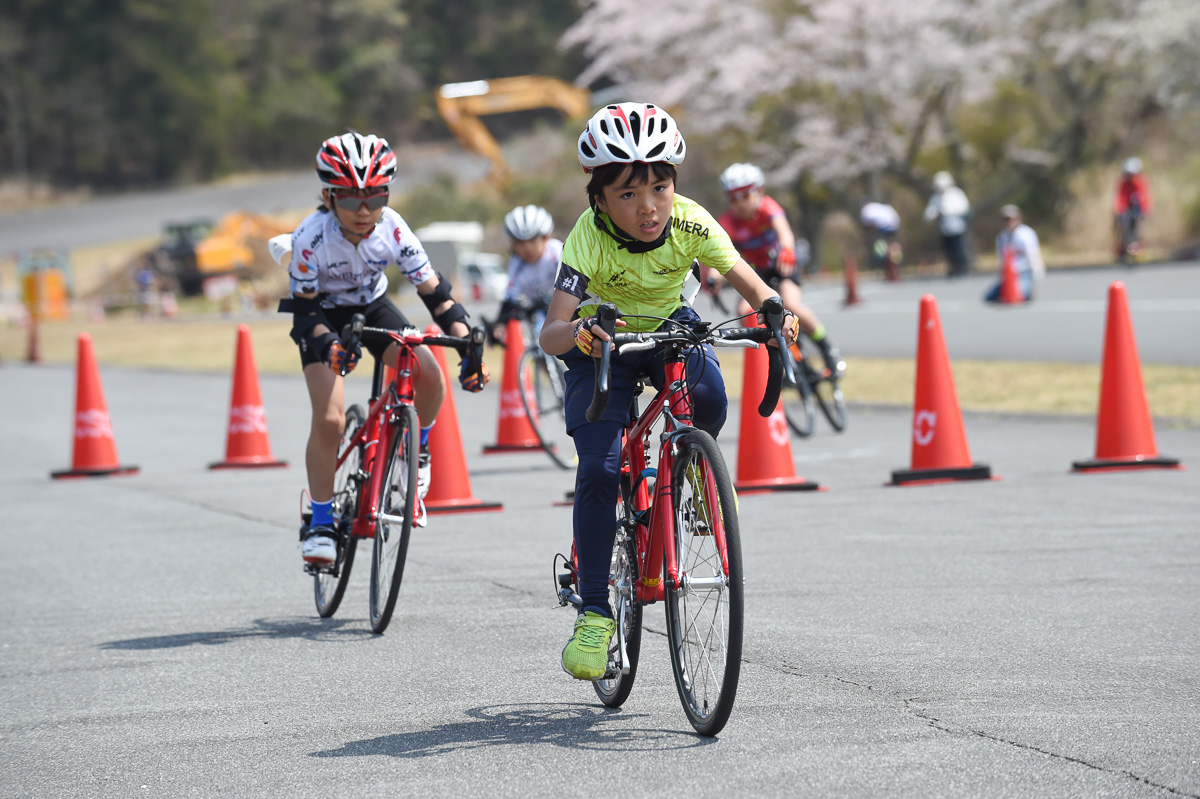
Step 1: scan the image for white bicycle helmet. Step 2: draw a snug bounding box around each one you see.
[719,163,765,193]
[503,205,554,240]
[1123,157,1143,175]
[316,132,397,189]
[577,103,686,173]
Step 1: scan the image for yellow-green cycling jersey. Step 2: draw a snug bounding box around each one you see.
[556,193,740,333]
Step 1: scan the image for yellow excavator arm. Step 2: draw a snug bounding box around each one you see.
[436,76,591,188]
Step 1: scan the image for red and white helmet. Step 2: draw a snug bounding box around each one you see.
[316,132,397,190]
[577,103,686,173]
[719,163,765,194]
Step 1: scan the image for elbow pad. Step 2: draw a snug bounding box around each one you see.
[420,272,470,332]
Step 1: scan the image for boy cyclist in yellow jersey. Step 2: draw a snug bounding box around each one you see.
[539,103,799,681]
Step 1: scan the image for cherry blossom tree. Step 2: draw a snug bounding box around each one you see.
[563,0,1200,255]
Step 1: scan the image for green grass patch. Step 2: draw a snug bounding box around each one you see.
[4,316,1197,424]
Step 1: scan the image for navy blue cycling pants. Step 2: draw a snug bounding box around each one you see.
[568,343,728,615]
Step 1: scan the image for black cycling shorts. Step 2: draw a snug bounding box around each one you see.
[296,294,413,368]
[755,264,802,291]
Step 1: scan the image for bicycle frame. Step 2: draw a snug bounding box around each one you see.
[620,348,729,605]
[333,330,425,539]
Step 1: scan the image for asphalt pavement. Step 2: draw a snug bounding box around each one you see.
[750,262,1200,366]
[2,361,1197,797]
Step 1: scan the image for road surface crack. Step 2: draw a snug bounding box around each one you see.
[757,660,1196,798]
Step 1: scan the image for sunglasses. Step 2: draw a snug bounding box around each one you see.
[728,189,757,201]
[333,191,389,212]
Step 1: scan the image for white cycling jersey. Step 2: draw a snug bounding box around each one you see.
[503,238,563,305]
[288,207,436,307]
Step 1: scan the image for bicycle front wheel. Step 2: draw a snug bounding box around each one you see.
[594,479,643,707]
[801,338,847,432]
[518,348,573,470]
[781,345,816,438]
[369,404,419,634]
[314,404,363,618]
[664,428,743,736]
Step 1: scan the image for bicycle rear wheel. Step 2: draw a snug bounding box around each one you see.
[369,404,419,634]
[781,344,816,438]
[314,404,363,618]
[664,428,743,736]
[518,348,573,470]
[594,478,643,707]
[801,338,847,432]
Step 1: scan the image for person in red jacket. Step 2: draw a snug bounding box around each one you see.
[1114,157,1152,262]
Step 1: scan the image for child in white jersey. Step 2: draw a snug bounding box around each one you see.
[490,204,563,341]
[285,132,488,568]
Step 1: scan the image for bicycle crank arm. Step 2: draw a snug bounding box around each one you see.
[616,611,630,675]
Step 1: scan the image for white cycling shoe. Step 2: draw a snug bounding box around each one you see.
[301,526,337,566]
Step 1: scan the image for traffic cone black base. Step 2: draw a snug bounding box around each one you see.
[1071,456,1181,473]
[889,463,992,486]
[51,465,139,480]
[733,477,822,494]
[427,499,503,515]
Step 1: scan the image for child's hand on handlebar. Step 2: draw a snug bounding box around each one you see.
[458,359,489,392]
[326,339,360,375]
[574,315,627,357]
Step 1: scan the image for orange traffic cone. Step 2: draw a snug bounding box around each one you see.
[483,317,541,453]
[51,333,139,479]
[998,247,1023,304]
[843,253,861,307]
[890,295,994,485]
[424,328,503,513]
[1073,282,1181,472]
[209,325,287,469]
[734,326,821,493]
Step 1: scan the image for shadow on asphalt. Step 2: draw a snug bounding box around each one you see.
[309,703,717,756]
[98,617,374,649]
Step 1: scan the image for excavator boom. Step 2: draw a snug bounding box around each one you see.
[436,76,591,188]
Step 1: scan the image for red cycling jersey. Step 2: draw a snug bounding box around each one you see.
[718,194,786,270]
[1114,174,1153,215]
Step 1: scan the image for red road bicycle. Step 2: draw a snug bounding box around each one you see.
[304,314,486,634]
[554,298,793,736]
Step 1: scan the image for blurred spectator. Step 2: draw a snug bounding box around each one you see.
[1113,157,1152,262]
[986,204,1043,303]
[136,261,157,318]
[860,200,902,279]
[923,171,973,277]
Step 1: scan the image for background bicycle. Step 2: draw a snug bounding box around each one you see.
[781,333,847,437]
[485,298,573,470]
[554,300,792,736]
[305,315,486,634]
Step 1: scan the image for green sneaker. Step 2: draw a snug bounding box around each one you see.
[561,611,615,681]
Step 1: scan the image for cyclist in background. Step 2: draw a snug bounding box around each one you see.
[713,162,844,376]
[539,103,799,681]
[1114,157,1152,262]
[489,204,563,341]
[284,132,488,568]
[860,199,902,279]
